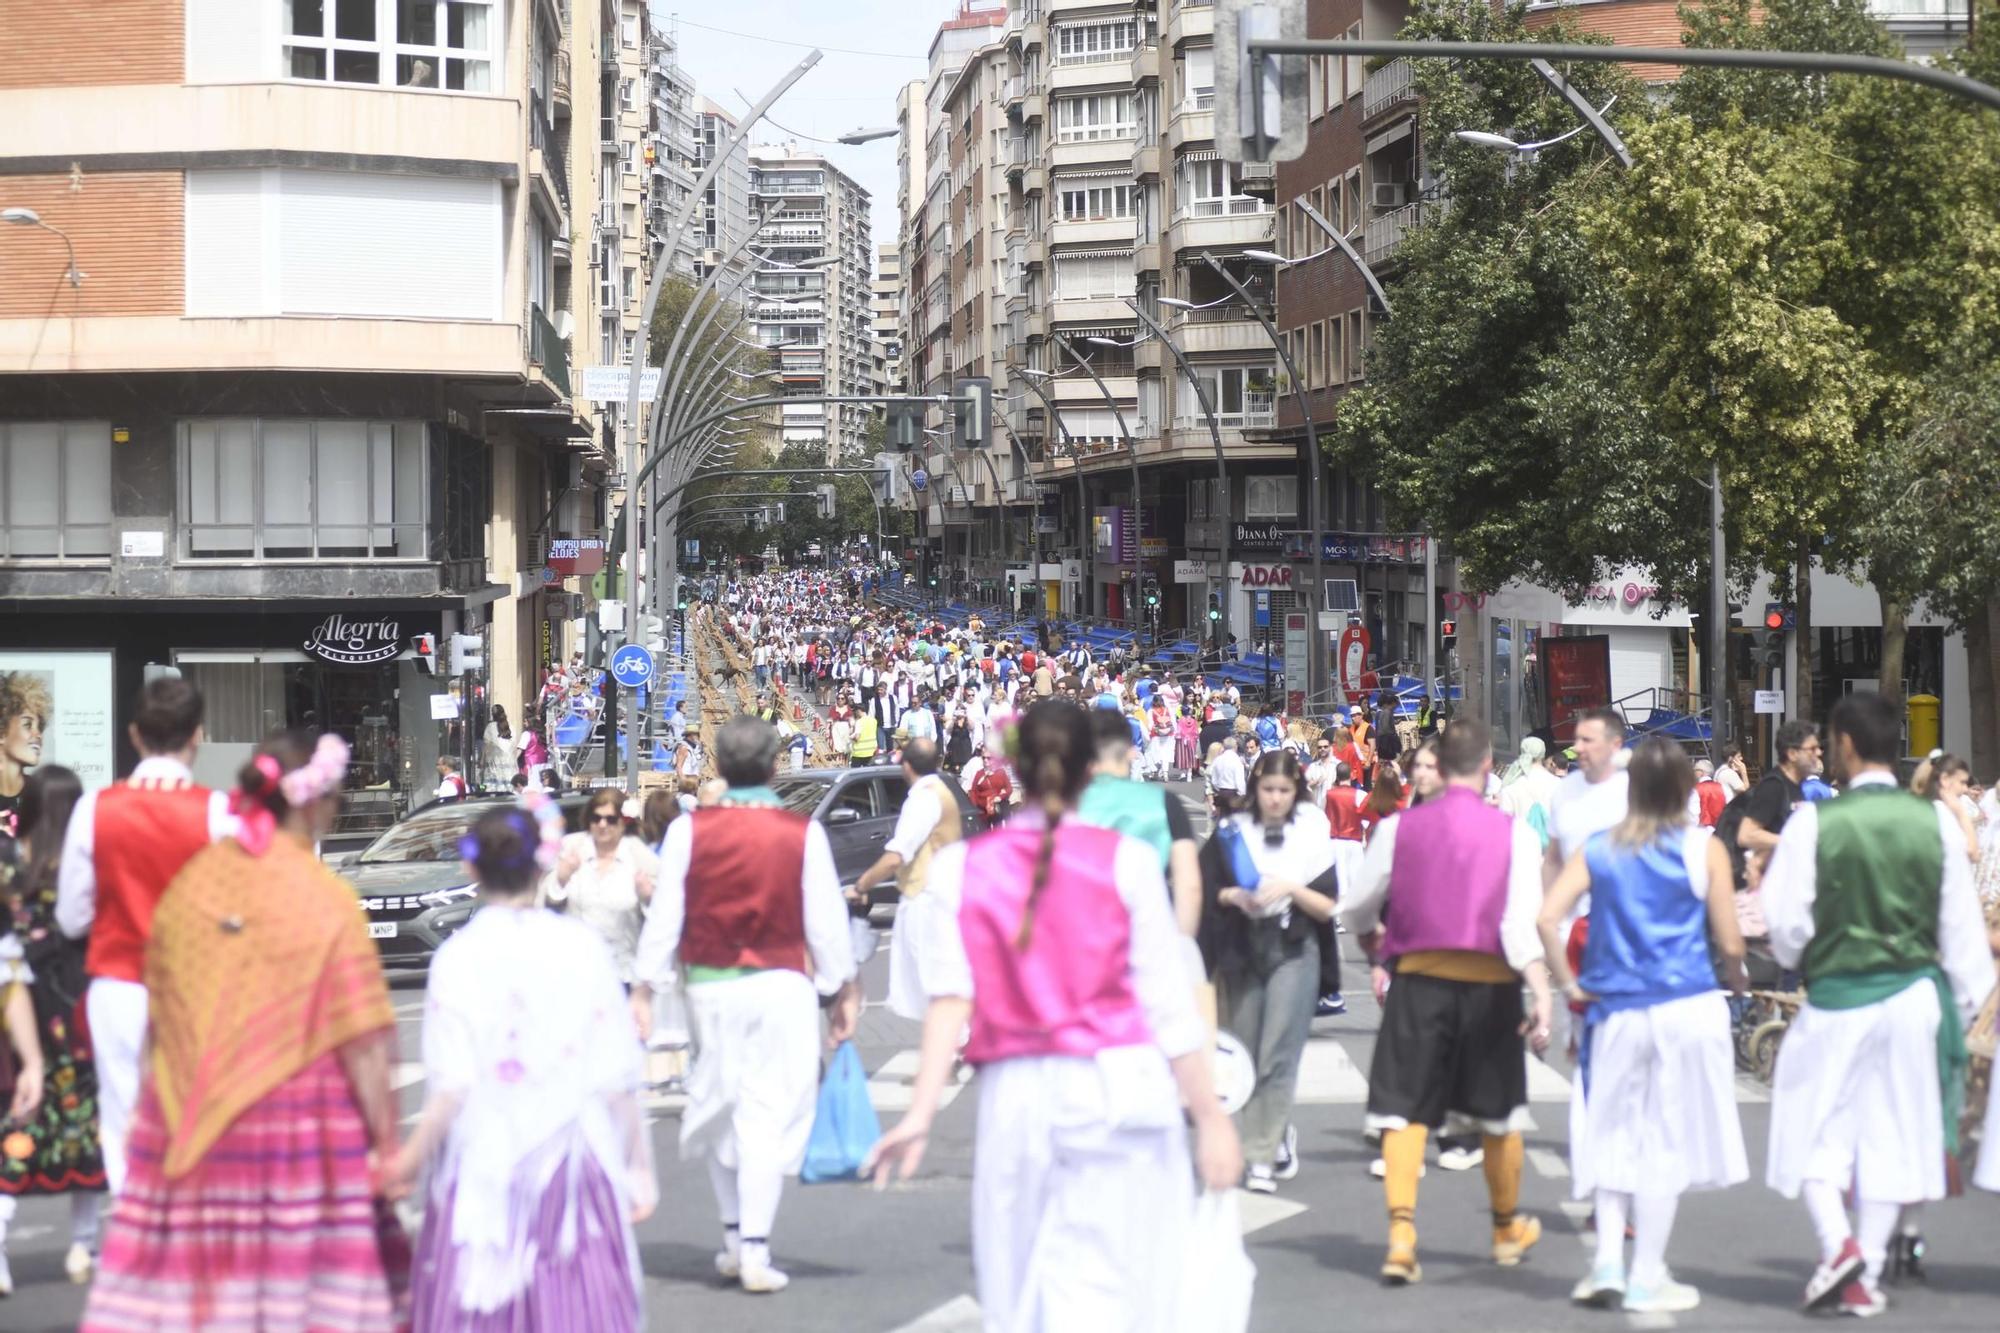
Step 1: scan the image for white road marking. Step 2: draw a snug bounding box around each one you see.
[884,1294,983,1333]
[1625,1314,1677,1330]
[1527,1147,1571,1179]
[1291,1039,1373,1104]
[1526,1055,1572,1101]
[1236,1189,1309,1235]
[391,1061,427,1091]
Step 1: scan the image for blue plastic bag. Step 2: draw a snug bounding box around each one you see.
[801,1041,881,1183]
[1214,821,1262,890]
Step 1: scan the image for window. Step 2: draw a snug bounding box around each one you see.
[180,419,427,560]
[1330,316,1346,384]
[1177,157,1267,217]
[1180,46,1215,110]
[1309,321,1326,388]
[0,422,112,560]
[1348,309,1366,381]
[1183,366,1277,429]
[1052,253,1135,300]
[284,1,497,92]
[1244,472,1297,520]
[1343,23,1364,103]
[621,140,637,175]
[621,13,639,47]
[1055,93,1137,143]
[1054,19,1136,65]
[1057,178,1134,221]
[620,78,636,113]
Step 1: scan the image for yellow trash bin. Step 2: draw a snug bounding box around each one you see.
[1907,693,1941,757]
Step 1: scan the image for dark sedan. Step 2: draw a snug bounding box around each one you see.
[339,793,588,975]
[769,767,980,906]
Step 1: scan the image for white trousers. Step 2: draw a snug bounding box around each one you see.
[1767,981,1945,1203]
[973,1050,1192,1333]
[87,977,150,1196]
[680,970,821,1173]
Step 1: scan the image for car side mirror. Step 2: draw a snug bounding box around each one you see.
[826,807,862,826]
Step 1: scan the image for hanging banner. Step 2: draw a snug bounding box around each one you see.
[1541,635,1614,743]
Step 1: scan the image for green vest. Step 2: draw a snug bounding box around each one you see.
[1078,774,1173,872]
[1806,785,1942,982]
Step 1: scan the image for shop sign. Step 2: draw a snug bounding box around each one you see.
[303,614,404,666]
[1140,537,1168,559]
[1237,564,1294,588]
[1541,636,1613,743]
[547,538,607,576]
[0,651,117,794]
[1233,522,1288,552]
[1283,532,1368,563]
[1173,559,1209,583]
[1060,559,1084,582]
[1583,580,1661,608]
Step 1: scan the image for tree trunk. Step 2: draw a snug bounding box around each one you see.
[1878,592,1909,715]
[1793,542,1815,721]
[1968,598,2000,781]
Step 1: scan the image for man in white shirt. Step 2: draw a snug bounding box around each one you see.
[853,739,962,1020]
[1209,736,1248,816]
[1545,709,1631,879]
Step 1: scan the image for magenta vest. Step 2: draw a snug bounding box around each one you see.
[958,821,1155,1066]
[1378,787,1512,963]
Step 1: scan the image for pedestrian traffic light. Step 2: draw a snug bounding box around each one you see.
[1142,575,1161,610]
[1207,593,1221,623]
[411,633,437,674]
[1749,628,1785,670]
[953,377,992,449]
[887,403,923,451]
[448,632,483,677]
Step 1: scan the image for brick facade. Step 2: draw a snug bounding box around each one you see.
[0,171,183,319]
[0,0,182,89]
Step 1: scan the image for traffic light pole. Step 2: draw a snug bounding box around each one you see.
[1709,460,1728,762]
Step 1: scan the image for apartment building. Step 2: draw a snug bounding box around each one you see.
[871,244,907,398]
[0,0,642,820]
[647,24,702,281]
[748,144,874,463]
[692,96,754,279]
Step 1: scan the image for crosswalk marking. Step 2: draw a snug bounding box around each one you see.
[1526,1146,1571,1179]
[636,1049,968,1116]
[1292,1039,1579,1105]
[391,1062,426,1091]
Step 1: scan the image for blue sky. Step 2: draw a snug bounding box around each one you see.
[654,1,972,256]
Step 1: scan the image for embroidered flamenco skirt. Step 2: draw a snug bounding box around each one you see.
[81,1052,409,1333]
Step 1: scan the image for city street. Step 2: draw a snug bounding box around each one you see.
[9,894,1998,1331]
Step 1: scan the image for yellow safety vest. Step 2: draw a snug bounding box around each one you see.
[852,714,880,758]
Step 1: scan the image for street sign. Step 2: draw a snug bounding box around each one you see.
[911,468,929,492]
[1754,689,1785,715]
[1254,591,1271,628]
[609,644,655,690]
[578,366,663,403]
[1173,559,1209,583]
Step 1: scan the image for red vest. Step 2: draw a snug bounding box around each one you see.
[88,780,215,984]
[680,806,812,975]
[1326,787,1366,843]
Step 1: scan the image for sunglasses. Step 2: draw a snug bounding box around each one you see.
[589,813,623,826]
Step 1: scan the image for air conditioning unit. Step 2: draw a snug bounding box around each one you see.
[1371,181,1408,210]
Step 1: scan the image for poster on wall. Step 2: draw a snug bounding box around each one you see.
[1540,635,1614,744]
[0,650,118,833]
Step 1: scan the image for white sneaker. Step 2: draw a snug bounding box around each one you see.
[1245,1164,1278,1194]
[715,1249,741,1280]
[1623,1274,1701,1314]
[1570,1265,1626,1307]
[739,1261,791,1294]
[0,1250,12,1298]
[1437,1143,1485,1171]
[64,1242,93,1285]
[1273,1124,1300,1181]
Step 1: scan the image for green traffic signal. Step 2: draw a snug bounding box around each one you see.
[1208,607,1220,621]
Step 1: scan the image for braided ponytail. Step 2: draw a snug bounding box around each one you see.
[1008,700,1096,951]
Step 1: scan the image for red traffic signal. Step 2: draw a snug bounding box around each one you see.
[1439,619,1457,638]
[1764,609,1786,630]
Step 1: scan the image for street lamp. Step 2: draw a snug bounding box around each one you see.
[837,127,900,145]
[1,207,83,287]
[1451,95,1614,157]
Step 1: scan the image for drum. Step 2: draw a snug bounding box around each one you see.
[1212,1029,1257,1116]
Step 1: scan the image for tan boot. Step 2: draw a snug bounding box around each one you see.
[1492,1213,1543,1267]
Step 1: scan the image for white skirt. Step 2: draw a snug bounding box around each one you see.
[680,969,822,1172]
[1568,991,1746,1198]
[1766,980,1946,1203]
[973,1048,1193,1333]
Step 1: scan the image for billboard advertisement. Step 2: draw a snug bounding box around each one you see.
[1,650,118,834]
[1540,635,1614,744]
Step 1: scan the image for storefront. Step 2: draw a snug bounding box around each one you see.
[8,604,460,839]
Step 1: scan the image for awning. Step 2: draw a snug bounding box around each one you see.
[1049,247,1135,261]
[1367,120,1415,155]
[1179,148,1220,164]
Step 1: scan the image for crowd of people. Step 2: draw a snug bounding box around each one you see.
[0,566,1995,1328]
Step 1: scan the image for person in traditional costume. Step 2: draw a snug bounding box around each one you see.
[1199,748,1340,1194]
[1538,737,1749,1315]
[0,767,106,1289]
[854,738,963,1023]
[865,699,1242,1329]
[631,715,860,1295]
[1761,693,1994,1317]
[394,802,655,1332]
[1341,717,1553,1286]
[82,731,407,1332]
[1079,708,1203,937]
[55,678,234,1196]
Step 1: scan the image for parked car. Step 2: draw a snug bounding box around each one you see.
[770,766,980,905]
[338,792,588,976]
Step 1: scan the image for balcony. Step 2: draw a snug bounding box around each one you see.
[1051,216,1137,246]
[1168,102,1216,151]
[1049,295,1136,325]
[1172,207,1271,251]
[552,49,571,112]
[1051,135,1134,169]
[1171,310,1272,356]
[1164,0,1214,48]
[1362,58,1416,125]
[1051,56,1136,90]
[1364,199,1422,265]
[529,304,572,398]
[529,114,571,219]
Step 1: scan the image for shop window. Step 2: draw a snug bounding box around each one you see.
[0,421,113,560]
[181,418,428,560]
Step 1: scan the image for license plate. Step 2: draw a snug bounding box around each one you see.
[368,922,398,939]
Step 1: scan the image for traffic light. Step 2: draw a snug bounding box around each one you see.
[1215,0,1309,165]
[448,632,483,677]
[816,484,836,519]
[411,633,437,675]
[953,377,992,449]
[887,403,923,451]
[1142,575,1160,610]
[1207,593,1222,623]
[1439,619,1457,642]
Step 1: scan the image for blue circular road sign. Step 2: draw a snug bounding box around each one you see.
[911,468,929,492]
[609,644,655,690]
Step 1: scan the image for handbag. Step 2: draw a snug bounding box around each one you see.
[1176,1189,1256,1333]
[801,1041,881,1183]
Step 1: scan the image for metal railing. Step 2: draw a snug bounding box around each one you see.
[530,304,572,396]
[1362,57,1415,121]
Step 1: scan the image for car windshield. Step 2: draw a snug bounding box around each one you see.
[771,777,831,815]
[356,804,488,864]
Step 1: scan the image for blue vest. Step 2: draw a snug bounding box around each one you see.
[1577,829,1716,1010]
